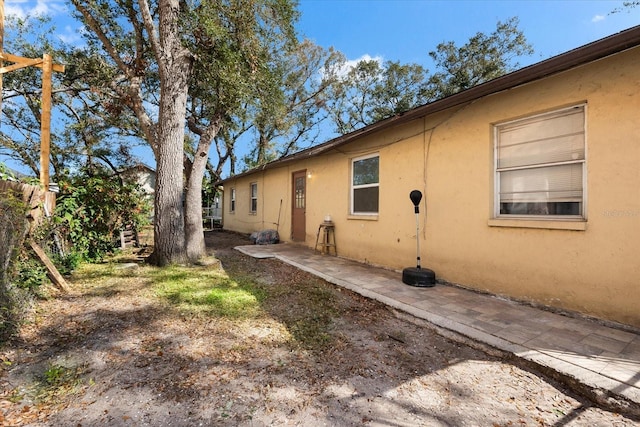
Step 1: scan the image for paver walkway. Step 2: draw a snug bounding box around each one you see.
[235,242,640,411]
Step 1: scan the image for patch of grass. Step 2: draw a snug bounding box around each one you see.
[290,316,334,349]
[35,363,88,403]
[43,364,67,385]
[69,261,154,298]
[71,251,343,352]
[72,262,140,282]
[151,265,266,318]
[262,281,341,351]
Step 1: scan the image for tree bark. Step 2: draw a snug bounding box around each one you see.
[143,0,192,266]
[184,121,221,262]
[184,152,207,261]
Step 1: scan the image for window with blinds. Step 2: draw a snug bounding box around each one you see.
[495,105,585,218]
[230,188,236,212]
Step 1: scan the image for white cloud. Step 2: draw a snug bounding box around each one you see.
[5,0,66,19]
[342,54,384,70]
[333,54,384,79]
[58,25,84,45]
[592,14,606,23]
[318,53,384,82]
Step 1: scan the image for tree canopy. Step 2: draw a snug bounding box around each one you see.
[321,17,533,135]
[68,0,300,265]
[1,6,534,266]
[427,17,533,98]
[0,15,139,178]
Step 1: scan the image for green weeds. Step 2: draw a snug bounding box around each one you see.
[34,363,89,403]
[151,265,266,319]
[73,249,341,352]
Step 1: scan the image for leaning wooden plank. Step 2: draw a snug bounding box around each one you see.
[29,240,68,292]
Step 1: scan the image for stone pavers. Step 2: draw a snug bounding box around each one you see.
[235,243,640,408]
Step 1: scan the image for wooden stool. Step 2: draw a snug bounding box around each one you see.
[315,221,336,255]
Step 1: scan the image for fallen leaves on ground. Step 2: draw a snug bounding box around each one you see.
[1,231,637,426]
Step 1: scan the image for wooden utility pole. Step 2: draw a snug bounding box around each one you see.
[40,54,53,187]
[1,5,68,293]
[0,2,65,188]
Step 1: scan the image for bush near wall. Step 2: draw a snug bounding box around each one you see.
[0,190,32,342]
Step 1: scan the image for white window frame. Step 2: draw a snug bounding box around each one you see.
[350,153,379,216]
[494,104,586,220]
[230,188,236,213]
[250,182,258,213]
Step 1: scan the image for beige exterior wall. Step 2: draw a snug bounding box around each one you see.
[222,47,640,327]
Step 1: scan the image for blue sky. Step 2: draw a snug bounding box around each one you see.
[4,0,639,86]
[2,0,639,175]
[297,0,639,67]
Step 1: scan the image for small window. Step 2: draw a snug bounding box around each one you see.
[230,188,236,212]
[250,183,258,213]
[295,176,305,209]
[495,105,585,218]
[351,154,379,215]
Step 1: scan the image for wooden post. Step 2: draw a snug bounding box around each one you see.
[0,49,65,189]
[40,54,52,189]
[29,240,68,292]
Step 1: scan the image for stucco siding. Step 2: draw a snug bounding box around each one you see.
[221,46,640,327]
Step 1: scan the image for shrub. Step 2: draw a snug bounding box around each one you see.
[50,168,152,263]
[0,190,32,342]
[15,250,49,291]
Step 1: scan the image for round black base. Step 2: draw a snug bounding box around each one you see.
[402,267,436,287]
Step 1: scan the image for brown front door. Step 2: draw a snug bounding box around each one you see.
[292,170,306,241]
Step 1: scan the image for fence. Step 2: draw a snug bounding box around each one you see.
[0,179,66,290]
[0,180,56,228]
[202,206,222,229]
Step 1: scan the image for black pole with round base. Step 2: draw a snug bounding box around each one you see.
[402,266,436,287]
[402,190,436,287]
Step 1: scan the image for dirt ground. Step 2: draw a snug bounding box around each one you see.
[1,231,638,426]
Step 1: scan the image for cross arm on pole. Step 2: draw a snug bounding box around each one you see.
[0,52,65,72]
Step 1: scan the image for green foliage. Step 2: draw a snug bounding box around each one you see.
[324,17,533,135]
[152,265,266,318]
[52,251,83,277]
[36,363,88,403]
[0,284,33,343]
[15,251,49,291]
[0,191,34,341]
[0,164,18,181]
[52,168,152,263]
[325,58,430,134]
[185,0,302,171]
[427,17,533,98]
[43,364,68,385]
[238,43,345,169]
[0,15,65,176]
[1,14,143,180]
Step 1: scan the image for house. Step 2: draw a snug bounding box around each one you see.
[217,26,640,328]
[121,163,156,198]
[203,194,223,229]
[120,163,156,220]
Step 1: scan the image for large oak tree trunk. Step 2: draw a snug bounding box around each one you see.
[147,0,191,266]
[151,112,187,266]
